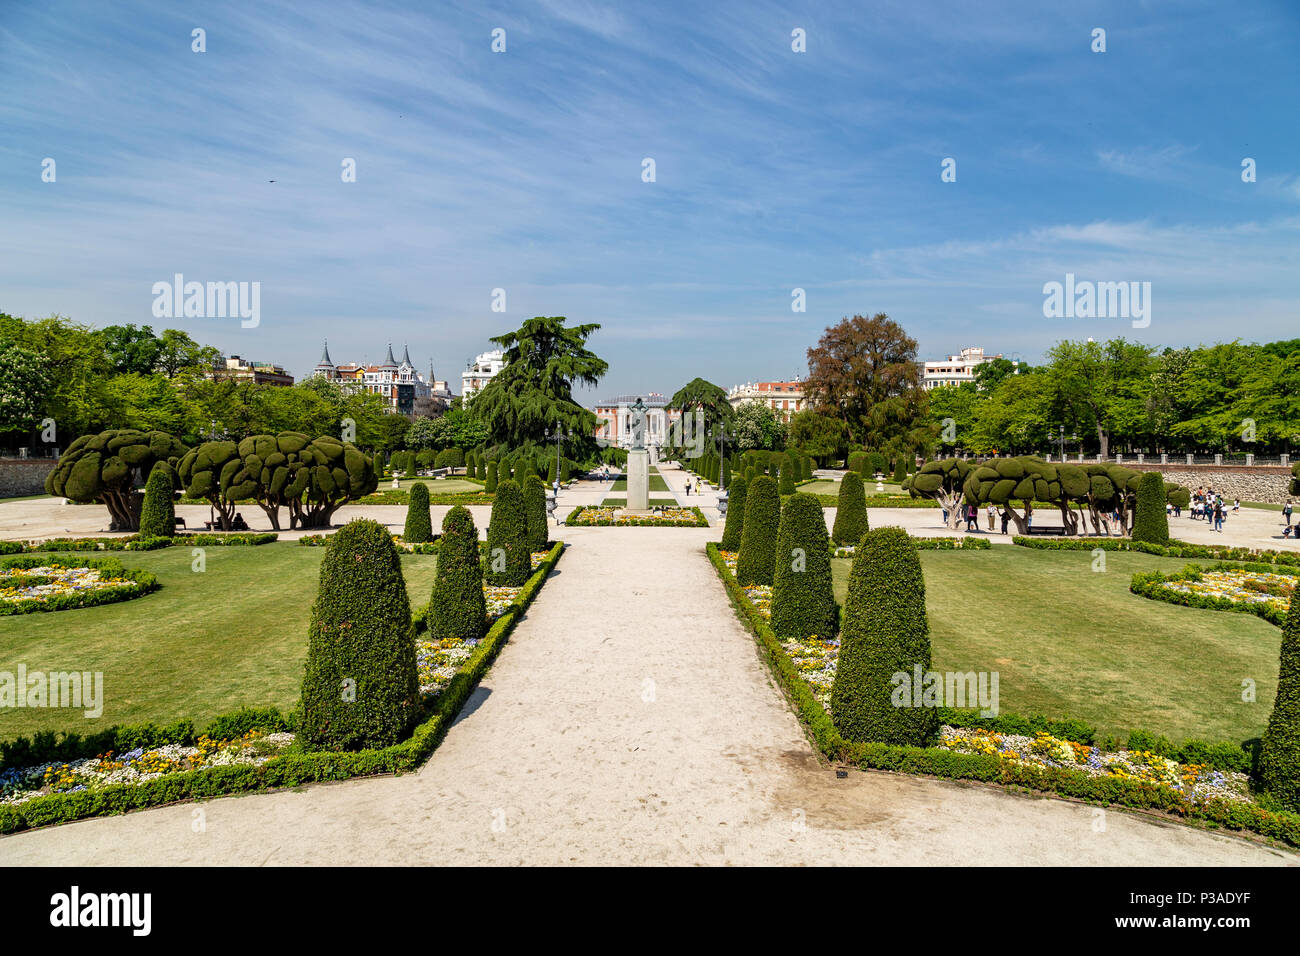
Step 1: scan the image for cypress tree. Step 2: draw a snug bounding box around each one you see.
[779,456,796,494]
[770,492,837,641]
[831,471,869,545]
[486,479,530,585]
[1131,471,1170,545]
[745,466,756,483]
[404,451,417,478]
[561,459,571,482]
[736,475,779,586]
[830,526,936,745]
[373,450,385,479]
[523,474,549,552]
[298,519,420,750]
[547,457,558,485]
[892,458,907,484]
[485,460,498,493]
[721,458,731,490]
[137,462,176,538]
[801,455,812,481]
[477,455,487,480]
[720,475,748,551]
[403,481,433,542]
[428,505,486,642]
[1259,588,1300,811]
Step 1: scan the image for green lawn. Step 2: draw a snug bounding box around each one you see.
[830,547,1281,744]
[800,479,906,496]
[0,544,440,739]
[600,498,679,507]
[608,470,670,493]
[378,477,483,494]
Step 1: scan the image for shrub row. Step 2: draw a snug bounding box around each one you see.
[1014,536,1300,565]
[4,533,277,553]
[704,541,1300,847]
[0,542,565,835]
[832,536,993,555]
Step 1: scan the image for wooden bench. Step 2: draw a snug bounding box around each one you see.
[1029,524,1066,535]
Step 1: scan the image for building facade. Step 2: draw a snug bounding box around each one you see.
[922,347,1001,389]
[206,355,294,386]
[727,381,805,422]
[592,393,682,452]
[312,342,449,415]
[461,349,505,403]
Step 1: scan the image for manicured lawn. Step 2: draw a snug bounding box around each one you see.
[0,544,440,739]
[600,498,679,507]
[608,469,670,493]
[830,547,1280,744]
[801,479,906,496]
[377,477,483,494]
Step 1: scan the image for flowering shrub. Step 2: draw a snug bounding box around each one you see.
[566,506,708,527]
[0,730,295,807]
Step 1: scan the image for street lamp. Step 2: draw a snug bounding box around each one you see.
[546,423,570,524]
[1058,425,1065,462]
[715,424,731,515]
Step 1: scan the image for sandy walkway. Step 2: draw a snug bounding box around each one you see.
[0,527,1290,865]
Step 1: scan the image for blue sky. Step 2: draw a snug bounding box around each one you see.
[2,0,1298,402]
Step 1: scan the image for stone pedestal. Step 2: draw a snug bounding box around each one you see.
[626,449,650,513]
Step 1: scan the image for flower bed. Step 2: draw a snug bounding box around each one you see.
[937,726,1250,806]
[1131,561,1299,627]
[705,541,1300,847]
[565,505,708,527]
[1,730,295,808]
[0,543,564,834]
[0,556,159,615]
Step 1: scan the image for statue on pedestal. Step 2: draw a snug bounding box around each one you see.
[627,397,648,451]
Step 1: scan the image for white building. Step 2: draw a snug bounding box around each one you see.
[922,347,1002,390]
[461,349,505,403]
[592,394,681,452]
[727,380,805,421]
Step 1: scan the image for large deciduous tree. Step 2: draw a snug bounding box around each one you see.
[804,313,927,449]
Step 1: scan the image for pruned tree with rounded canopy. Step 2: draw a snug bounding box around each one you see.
[901,457,973,530]
[45,428,188,531]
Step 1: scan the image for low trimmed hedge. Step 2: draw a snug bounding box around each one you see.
[0,555,159,615]
[297,534,439,554]
[832,536,992,557]
[0,542,565,835]
[705,541,1300,848]
[1130,561,1299,628]
[361,489,496,506]
[804,494,940,509]
[10,533,278,552]
[1015,536,1300,565]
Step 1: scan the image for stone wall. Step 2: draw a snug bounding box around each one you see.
[1125,462,1293,504]
[0,458,56,498]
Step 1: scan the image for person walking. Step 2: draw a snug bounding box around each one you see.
[1214,499,1225,532]
[1284,498,1293,527]
[1025,500,1034,533]
[1000,509,1010,535]
[986,502,996,531]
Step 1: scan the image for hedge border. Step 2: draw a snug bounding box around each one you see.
[1130,561,1300,629]
[1014,535,1300,566]
[0,533,278,554]
[705,541,1300,848]
[0,541,565,835]
[831,536,993,556]
[564,505,709,527]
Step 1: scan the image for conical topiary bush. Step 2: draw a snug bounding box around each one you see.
[736,475,779,586]
[485,460,498,493]
[298,519,420,751]
[523,474,549,553]
[428,505,486,642]
[1259,587,1300,811]
[137,461,176,539]
[1131,471,1170,545]
[770,492,837,642]
[486,478,530,585]
[779,456,796,494]
[830,526,936,746]
[403,481,433,542]
[831,471,869,545]
[720,475,748,551]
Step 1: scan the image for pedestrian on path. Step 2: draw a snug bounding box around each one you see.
[986,503,996,531]
[1284,499,1293,527]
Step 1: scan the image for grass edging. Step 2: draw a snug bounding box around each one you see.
[704,541,1300,848]
[0,541,565,835]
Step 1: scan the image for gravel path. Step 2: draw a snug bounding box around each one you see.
[0,528,1291,865]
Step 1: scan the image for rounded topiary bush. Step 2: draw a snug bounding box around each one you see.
[428,505,486,642]
[137,462,176,539]
[736,475,779,586]
[435,447,464,471]
[404,481,433,542]
[770,492,837,642]
[720,475,748,551]
[486,478,530,585]
[831,471,869,545]
[1259,588,1300,812]
[1131,471,1170,545]
[829,526,936,746]
[298,519,420,751]
[523,474,549,553]
[485,460,498,493]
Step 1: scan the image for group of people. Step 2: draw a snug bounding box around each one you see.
[1186,487,1232,532]
[945,502,1019,535]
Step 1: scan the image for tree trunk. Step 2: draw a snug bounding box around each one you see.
[1097,426,1110,459]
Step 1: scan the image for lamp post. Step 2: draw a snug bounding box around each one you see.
[715,425,730,515]
[547,423,569,525]
[1058,425,1065,462]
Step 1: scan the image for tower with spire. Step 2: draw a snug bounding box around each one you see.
[313,340,336,378]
